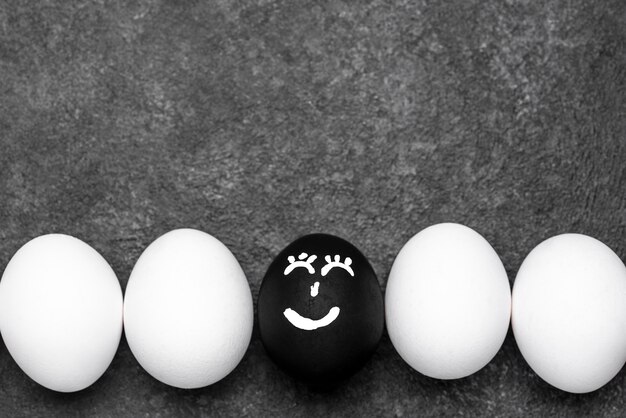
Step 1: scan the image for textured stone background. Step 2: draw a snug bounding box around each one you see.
[0,0,625,416]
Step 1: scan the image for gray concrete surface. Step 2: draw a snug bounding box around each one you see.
[0,0,625,416]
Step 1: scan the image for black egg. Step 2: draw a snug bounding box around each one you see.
[258,234,384,388]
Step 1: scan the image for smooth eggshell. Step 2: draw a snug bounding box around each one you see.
[512,233,626,393]
[385,223,511,379]
[0,234,123,392]
[123,229,253,389]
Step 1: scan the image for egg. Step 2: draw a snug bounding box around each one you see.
[512,233,626,393]
[258,234,384,387]
[0,234,123,392]
[385,223,511,379]
[123,229,253,389]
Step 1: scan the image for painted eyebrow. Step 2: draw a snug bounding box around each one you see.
[283,253,318,276]
[321,255,354,277]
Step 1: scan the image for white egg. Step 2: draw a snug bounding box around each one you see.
[512,233,626,393]
[123,229,253,389]
[0,234,123,392]
[385,223,511,379]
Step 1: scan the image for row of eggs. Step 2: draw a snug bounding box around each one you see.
[0,224,625,394]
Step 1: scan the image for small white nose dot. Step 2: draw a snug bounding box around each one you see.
[310,282,320,297]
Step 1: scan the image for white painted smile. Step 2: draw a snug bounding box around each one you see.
[283,306,340,331]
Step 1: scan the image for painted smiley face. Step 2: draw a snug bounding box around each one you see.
[282,253,353,330]
[257,233,384,387]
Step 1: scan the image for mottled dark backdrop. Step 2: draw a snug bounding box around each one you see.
[0,0,625,416]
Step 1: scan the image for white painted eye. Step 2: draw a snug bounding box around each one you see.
[284,253,318,275]
[321,255,354,277]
